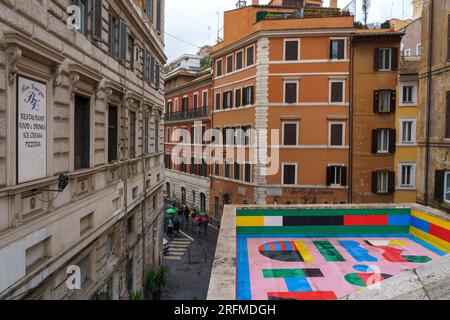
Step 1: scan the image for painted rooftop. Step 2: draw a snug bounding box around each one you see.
[208,204,450,300]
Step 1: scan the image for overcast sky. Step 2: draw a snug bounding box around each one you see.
[164,0,414,62]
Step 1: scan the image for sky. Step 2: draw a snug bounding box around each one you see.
[164,0,414,62]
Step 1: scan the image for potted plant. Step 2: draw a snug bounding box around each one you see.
[130,289,142,300]
[146,265,168,300]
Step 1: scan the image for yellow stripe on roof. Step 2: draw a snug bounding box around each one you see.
[411,210,450,230]
[410,226,450,253]
[236,216,264,227]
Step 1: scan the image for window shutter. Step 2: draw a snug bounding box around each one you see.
[434,170,445,203]
[446,92,450,138]
[448,14,450,61]
[143,51,148,81]
[391,48,399,71]
[251,86,255,104]
[284,123,297,145]
[155,63,160,89]
[285,41,298,60]
[331,82,343,102]
[374,48,380,71]
[372,129,378,154]
[373,90,379,113]
[156,0,162,32]
[372,171,378,194]
[284,166,290,184]
[230,91,233,108]
[222,93,227,109]
[390,90,397,113]
[119,19,127,60]
[388,171,395,194]
[92,0,103,41]
[389,129,396,154]
[150,56,155,83]
[326,166,332,186]
[341,167,347,186]
[243,88,248,106]
[338,40,345,59]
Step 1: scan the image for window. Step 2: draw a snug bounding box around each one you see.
[145,0,153,19]
[226,55,233,73]
[92,0,103,40]
[108,14,118,58]
[284,81,298,104]
[127,215,134,234]
[376,128,389,153]
[214,161,220,176]
[235,88,242,108]
[375,48,398,71]
[126,258,133,293]
[216,59,223,77]
[330,39,345,60]
[128,35,134,69]
[400,119,416,144]
[399,163,416,188]
[330,80,344,103]
[246,45,255,66]
[80,212,94,236]
[77,0,87,35]
[225,160,231,178]
[200,193,206,212]
[401,85,414,104]
[156,0,162,32]
[283,122,298,146]
[202,90,208,108]
[129,111,136,158]
[182,96,188,113]
[244,163,251,183]
[243,86,254,106]
[445,172,450,203]
[372,171,395,194]
[118,19,127,61]
[404,49,411,57]
[166,100,172,114]
[192,191,196,204]
[327,166,347,186]
[181,187,186,204]
[374,90,395,113]
[284,40,299,61]
[416,43,421,56]
[193,93,198,110]
[236,50,243,70]
[223,91,233,109]
[329,122,344,147]
[74,95,90,170]
[234,161,240,180]
[155,119,160,152]
[25,237,50,273]
[108,105,118,163]
[143,116,149,154]
[215,92,221,110]
[282,164,297,185]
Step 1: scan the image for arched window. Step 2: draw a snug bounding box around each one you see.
[200,193,206,212]
[166,182,170,197]
[181,187,186,205]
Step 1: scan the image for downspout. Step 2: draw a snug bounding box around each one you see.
[424,0,434,205]
[141,105,147,296]
[348,36,355,204]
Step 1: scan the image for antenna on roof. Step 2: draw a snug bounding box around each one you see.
[236,0,247,8]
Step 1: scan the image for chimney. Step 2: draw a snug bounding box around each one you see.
[330,0,337,8]
[412,0,423,19]
[252,0,259,5]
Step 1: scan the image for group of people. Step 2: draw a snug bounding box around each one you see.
[165,203,210,239]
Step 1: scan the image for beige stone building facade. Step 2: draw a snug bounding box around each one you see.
[0,0,166,299]
[416,0,450,212]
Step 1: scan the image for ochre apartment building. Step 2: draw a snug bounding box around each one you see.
[210,0,354,220]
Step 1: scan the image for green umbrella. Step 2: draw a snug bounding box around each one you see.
[166,208,177,214]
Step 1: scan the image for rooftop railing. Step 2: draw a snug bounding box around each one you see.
[164,106,209,122]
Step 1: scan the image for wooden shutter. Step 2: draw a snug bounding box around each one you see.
[372,171,378,194]
[92,0,103,41]
[250,86,255,104]
[373,90,380,113]
[108,14,116,57]
[338,40,345,59]
[448,14,450,61]
[374,48,380,71]
[119,19,127,60]
[285,41,298,60]
[435,170,445,203]
[331,82,343,102]
[446,92,450,138]
[391,48,399,71]
[285,83,297,103]
[390,90,397,113]
[326,166,332,186]
[243,87,248,105]
[388,171,395,194]
[283,123,297,145]
[372,129,378,154]
[150,56,155,83]
[341,167,347,186]
[284,165,294,184]
[236,89,241,108]
[388,129,396,154]
[156,0,161,32]
[108,105,118,162]
[155,63,160,89]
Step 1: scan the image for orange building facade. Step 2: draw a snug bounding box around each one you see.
[164,68,213,215]
[209,3,355,220]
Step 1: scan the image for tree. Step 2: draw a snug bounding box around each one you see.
[362,0,371,28]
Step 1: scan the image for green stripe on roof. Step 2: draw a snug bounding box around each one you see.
[263,269,306,278]
[236,208,410,217]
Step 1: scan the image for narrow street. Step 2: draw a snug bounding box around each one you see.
[162,223,219,300]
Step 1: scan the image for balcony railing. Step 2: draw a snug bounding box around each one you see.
[164,107,209,122]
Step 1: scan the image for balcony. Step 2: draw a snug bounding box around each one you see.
[164,107,210,122]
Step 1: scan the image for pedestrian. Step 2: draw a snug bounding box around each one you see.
[203,215,209,235]
[167,219,174,240]
[196,216,202,236]
[191,209,197,227]
[184,206,190,225]
[173,217,181,238]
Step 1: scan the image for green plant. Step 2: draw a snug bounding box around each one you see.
[130,289,142,300]
[146,265,169,298]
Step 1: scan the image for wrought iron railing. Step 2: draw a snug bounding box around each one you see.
[164,107,209,121]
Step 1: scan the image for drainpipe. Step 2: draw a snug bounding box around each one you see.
[424,0,433,205]
[348,37,355,204]
[141,105,147,296]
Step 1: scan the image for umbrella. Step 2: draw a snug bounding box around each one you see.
[166,208,177,215]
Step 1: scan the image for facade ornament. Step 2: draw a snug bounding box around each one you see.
[52,63,64,89]
[105,87,113,101]
[6,46,22,85]
[95,80,105,100]
[69,72,80,99]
